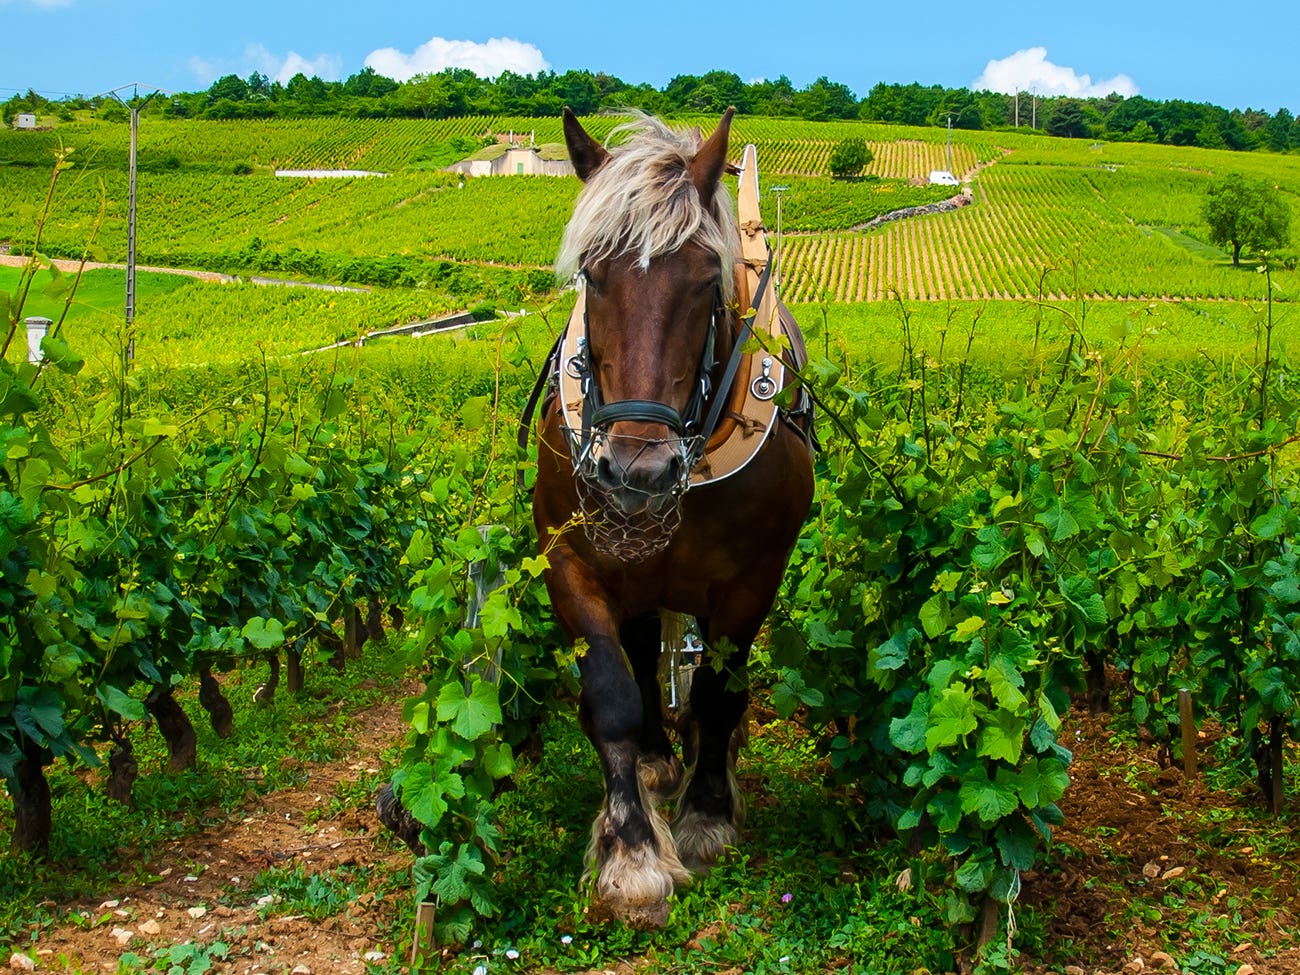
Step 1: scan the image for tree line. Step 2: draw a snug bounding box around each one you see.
[5,68,1299,154]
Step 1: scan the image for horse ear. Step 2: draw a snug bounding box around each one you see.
[563,107,610,182]
[689,107,735,208]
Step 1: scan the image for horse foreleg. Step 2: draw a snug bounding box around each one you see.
[672,614,757,873]
[579,634,689,928]
[621,613,683,804]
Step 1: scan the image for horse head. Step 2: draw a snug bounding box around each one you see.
[558,108,737,519]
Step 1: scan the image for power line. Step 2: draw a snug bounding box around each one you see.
[1,85,107,99]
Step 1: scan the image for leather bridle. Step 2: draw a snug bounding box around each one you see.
[563,265,724,485]
[519,252,776,494]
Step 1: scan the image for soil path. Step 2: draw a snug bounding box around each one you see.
[0,255,367,293]
[10,679,1300,974]
[13,684,420,974]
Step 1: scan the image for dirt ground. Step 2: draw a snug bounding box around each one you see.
[1020,710,1300,975]
[8,687,416,975]
[7,684,1300,974]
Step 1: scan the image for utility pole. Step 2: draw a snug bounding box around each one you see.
[1014,88,1019,128]
[104,83,168,366]
[945,113,954,176]
[1032,88,1038,130]
[771,185,789,291]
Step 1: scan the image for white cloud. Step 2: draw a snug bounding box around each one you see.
[0,0,75,7]
[245,44,342,84]
[974,47,1138,99]
[364,36,549,82]
[188,45,343,87]
[188,55,220,85]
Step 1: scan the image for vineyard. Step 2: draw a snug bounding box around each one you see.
[4,115,1298,305]
[2,118,1300,975]
[776,138,1300,302]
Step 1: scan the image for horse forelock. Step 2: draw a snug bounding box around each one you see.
[557,114,738,297]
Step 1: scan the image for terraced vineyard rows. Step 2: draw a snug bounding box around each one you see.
[0,164,576,269]
[5,117,1300,302]
[778,147,1300,302]
[2,116,996,171]
[753,139,983,181]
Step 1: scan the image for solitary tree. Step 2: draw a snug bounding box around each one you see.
[828,137,874,179]
[1202,173,1291,266]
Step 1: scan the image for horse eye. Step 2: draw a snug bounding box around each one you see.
[692,276,721,298]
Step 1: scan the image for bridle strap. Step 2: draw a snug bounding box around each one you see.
[518,256,769,470]
[699,250,775,444]
[518,331,565,452]
[577,273,721,450]
[590,399,690,434]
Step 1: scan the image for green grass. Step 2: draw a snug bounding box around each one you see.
[430,708,963,974]
[2,264,481,372]
[2,265,193,329]
[1144,224,1231,261]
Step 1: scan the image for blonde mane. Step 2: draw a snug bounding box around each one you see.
[556,114,738,297]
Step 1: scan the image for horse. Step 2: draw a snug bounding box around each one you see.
[527,107,815,928]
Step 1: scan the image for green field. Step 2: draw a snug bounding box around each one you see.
[5,116,1297,309]
[5,263,1282,383]
[6,113,1300,975]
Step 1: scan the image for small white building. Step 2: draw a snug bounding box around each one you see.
[15,114,37,130]
[446,145,574,178]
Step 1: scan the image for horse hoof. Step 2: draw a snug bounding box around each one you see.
[672,806,740,874]
[586,837,683,929]
[637,754,684,802]
[589,892,671,930]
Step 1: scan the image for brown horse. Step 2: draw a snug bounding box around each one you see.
[529,107,814,928]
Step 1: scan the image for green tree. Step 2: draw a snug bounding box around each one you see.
[206,73,249,105]
[1123,119,1158,143]
[95,99,129,122]
[860,81,944,125]
[828,137,874,178]
[1104,94,1159,141]
[749,75,797,117]
[928,89,983,130]
[1266,108,1295,152]
[344,66,399,99]
[1202,173,1292,266]
[556,70,601,115]
[689,70,750,114]
[1046,98,1090,138]
[795,76,858,121]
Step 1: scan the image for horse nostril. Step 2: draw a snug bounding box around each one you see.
[665,453,683,485]
[596,454,618,489]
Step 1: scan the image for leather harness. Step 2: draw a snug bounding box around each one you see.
[518,143,814,487]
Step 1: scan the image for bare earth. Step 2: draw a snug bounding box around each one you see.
[8,681,1300,974]
[13,686,418,974]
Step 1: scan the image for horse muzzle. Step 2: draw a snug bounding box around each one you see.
[571,429,700,562]
[590,434,688,515]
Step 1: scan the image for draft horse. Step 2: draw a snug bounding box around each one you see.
[528,107,814,927]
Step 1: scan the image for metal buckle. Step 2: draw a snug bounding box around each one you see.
[565,336,588,379]
[751,356,777,400]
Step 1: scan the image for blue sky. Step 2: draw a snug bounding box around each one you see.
[1,0,1295,112]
